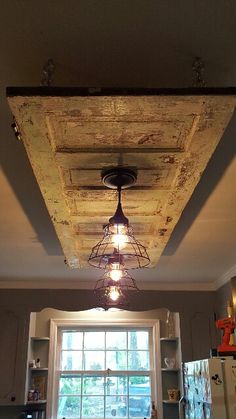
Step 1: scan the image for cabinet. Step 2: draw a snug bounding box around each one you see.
[0,308,29,405]
[158,313,183,419]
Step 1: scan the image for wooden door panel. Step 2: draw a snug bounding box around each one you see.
[8,89,236,268]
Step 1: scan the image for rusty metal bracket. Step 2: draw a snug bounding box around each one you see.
[11,118,22,141]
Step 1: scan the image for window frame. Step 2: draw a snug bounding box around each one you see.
[47,318,161,419]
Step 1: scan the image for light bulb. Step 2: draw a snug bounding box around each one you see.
[108,286,120,301]
[109,269,123,281]
[112,224,128,249]
[113,233,127,249]
[107,261,125,282]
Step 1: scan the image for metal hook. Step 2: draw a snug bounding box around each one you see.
[41,58,55,86]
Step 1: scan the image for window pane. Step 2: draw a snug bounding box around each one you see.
[82,376,105,395]
[82,396,104,418]
[84,351,104,370]
[58,395,81,418]
[84,331,105,349]
[128,376,151,417]
[61,351,82,370]
[106,376,128,396]
[106,331,127,349]
[129,396,151,418]
[129,376,151,394]
[62,331,83,350]
[128,331,149,350]
[59,376,81,395]
[106,351,127,370]
[128,351,149,370]
[106,395,128,418]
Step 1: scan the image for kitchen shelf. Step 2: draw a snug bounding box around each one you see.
[31,337,50,341]
[27,324,50,410]
[160,337,178,342]
[27,400,47,405]
[159,313,183,419]
[162,400,179,404]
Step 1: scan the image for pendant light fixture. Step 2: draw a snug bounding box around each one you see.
[88,167,150,270]
[94,269,139,309]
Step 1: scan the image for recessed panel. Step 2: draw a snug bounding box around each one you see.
[60,167,175,191]
[68,198,161,217]
[47,115,195,150]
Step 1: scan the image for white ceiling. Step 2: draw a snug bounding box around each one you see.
[1,1,236,290]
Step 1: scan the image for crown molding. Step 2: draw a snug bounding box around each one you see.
[216,265,236,289]
[139,281,216,291]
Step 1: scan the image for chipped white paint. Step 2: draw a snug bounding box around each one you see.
[8,94,236,268]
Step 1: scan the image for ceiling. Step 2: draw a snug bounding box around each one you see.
[1,1,236,291]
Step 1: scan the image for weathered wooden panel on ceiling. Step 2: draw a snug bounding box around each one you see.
[7,88,236,268]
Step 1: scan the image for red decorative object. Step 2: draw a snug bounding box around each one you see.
[216,316,236,353]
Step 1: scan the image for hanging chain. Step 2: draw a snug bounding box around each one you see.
[41,58,55,86]
[192,56,206,87]
[11,58,55,140]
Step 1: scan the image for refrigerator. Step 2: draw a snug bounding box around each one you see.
[183,358,236,419]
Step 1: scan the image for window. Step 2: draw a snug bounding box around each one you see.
[52,325,156,419]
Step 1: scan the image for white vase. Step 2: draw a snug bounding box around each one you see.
[164,357,175,368]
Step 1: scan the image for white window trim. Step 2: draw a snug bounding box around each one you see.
[47,318,162,419]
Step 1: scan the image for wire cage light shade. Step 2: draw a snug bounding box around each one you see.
[94,269,139,309]
[88,224,150,269]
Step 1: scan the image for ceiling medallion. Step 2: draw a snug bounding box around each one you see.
[88,166,150,306]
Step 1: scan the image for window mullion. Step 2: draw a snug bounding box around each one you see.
[105,331,107,419]
[59,369,151,376]
[59,370,107,376]
[127,331,129,417]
